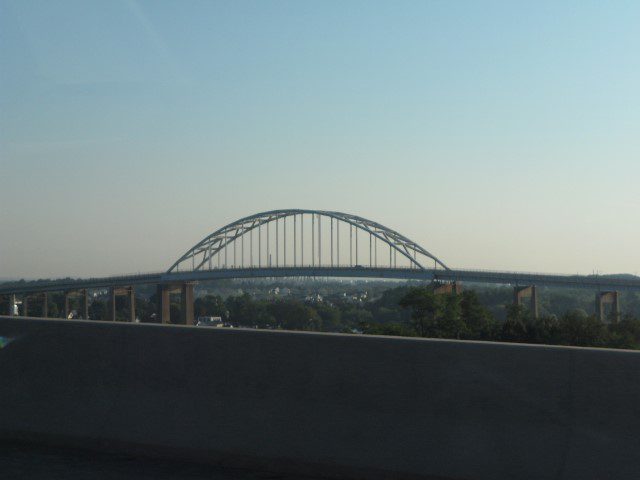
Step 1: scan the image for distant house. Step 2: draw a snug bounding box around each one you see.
[305,293,323,304]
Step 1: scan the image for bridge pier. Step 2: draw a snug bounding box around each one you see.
[181,282,195,326]
[63,289,90,319]
[433,282,462,295]
[129,287,135,322]
[81,289,89,319]
[108,288,116,321]
[108,286,136,322]
[64,292,71,319]
[156,285,171,324]
[156,282,195,325]
[596,291,620,323]
[42,292,48,318]
[513,286,538,319]
[7,294,15,316]
[25,292,50,318]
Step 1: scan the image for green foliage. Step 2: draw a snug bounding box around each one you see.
[88,300,107,320]
[530,315,560,345]
[399,287,438,337]
[398,287,466,339]
[337,306,373,333]
[501,304,530,342]
[395,286,638,349]
[460,291,499,340]
[608,316,640,349]
[7,279,640,351]
[195,295,227,319]
[266,300,321,331]
[315,303,342,332]
[365,323,416,337]
[556,309,608,347]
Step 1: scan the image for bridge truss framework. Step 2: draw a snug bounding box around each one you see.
[167,209,450,273]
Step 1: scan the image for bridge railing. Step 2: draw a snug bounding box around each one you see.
[438,268,640,288]
[3,265,640,296]
[444,267,603,277]
[0,271,165,293]
[174,264,426,271]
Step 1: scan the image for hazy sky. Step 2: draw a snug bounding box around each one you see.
[1,0,639,278]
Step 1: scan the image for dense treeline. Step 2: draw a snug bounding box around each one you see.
[189,286,640,349]
[188,286,640,349]
[393,287,640,350]
[4,282,640,349]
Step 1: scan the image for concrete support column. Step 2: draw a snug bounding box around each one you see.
[42,292,48,318]
[596,291,620,323]
[8,294,15,316]
[531,285,539,319]
[434,282,462,295]
[514,286,538,319]
[64,292,71,319]
[81,289,89,320]
[181,282,195,326]
[128,286,136,323]
[22,296,28,317]
[156,284,171,324]
[108,287,117,322]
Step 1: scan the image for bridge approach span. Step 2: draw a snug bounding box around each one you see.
[2,267,640,296]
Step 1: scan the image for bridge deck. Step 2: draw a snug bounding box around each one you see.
[1,267,639,295]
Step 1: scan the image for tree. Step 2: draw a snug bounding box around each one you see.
[267,300,321,331]
[531,315,560,345]
[365,323,415,337]
[315,303,342,332]
[501,304,529,342]
[440,293,466,339]
[460,291,498,340]
[340,305,373,331]
[88,299,107,321]
[399,287,441,337]
[557,309,608,347]
[194,294,227,318]
[399,287,466,339]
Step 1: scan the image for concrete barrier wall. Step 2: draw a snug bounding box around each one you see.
[1,317,639,480]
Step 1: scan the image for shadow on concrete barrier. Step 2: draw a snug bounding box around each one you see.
[1,316,639,480]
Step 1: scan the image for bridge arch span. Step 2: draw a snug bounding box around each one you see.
[167,209,449,273]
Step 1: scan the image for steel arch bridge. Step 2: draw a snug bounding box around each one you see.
[168,209,449,274]
[4,208,640,325]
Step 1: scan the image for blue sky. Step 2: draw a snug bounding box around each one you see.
[1,0,639,278]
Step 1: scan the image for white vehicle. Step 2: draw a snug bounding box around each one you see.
[196,316,223,327]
